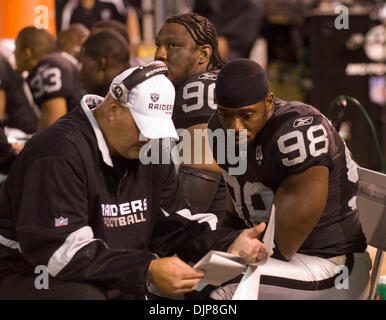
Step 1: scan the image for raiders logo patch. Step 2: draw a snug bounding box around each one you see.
[150,93,160,102]
[293,116,313,128]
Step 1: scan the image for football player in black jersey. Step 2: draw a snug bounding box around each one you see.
[60,0,127,31]
[0,54,37,134]
[15,27,85,130]
[57,23,90,60]
[79,30,131,97]
[154,13,227,219]
[0,125,18,175]
[208,59,371,299]
[90,19,143,67]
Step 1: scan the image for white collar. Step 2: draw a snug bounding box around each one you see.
[80,94,114,167]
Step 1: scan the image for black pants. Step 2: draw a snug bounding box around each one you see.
[0,271,147,300]
[0,271,109,300]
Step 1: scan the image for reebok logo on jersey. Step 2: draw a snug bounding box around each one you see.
[150,93,160,102]
[198,73,217,81]
[293,116,313,128]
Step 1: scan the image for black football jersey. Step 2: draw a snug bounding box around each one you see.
[208,98,367,258]
[69,1,127,29]
[173,71,219,130]
[0,124,16,174]
[0,54,37,133]
[27,52,85,112]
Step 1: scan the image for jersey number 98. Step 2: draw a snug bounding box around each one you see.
[277,124,329,167]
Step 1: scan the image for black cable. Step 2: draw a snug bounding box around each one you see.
[328,95,386,173]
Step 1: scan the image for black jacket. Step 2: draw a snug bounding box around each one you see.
[0,95,238,298]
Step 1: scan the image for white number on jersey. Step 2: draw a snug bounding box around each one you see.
[277,124,329,167]
[223,171,274,226]
[181,80,217,113]
[30,67,62,99]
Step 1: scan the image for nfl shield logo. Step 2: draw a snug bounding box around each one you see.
[150,93,160,102]
[55,217,68,227]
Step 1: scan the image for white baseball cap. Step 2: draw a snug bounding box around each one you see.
[109,61,178,140]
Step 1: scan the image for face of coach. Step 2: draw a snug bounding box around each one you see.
[91,63,178,160]
[92,94,146,160]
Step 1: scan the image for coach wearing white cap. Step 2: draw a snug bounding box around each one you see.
[0,61,268,299]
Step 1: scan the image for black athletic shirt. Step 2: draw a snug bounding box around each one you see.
[69,0,126,29]
[0,94,239,297]
[208,98,367,258]
[0,125,16,175]
[172,71,227,216]
[173,71,219,130]
[0,54,37,133]
[27,52,85,113]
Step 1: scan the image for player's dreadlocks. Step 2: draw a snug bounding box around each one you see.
[165,13,225,70]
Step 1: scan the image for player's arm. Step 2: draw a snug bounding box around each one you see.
[272,114,333,260]
[218,187,247,229]
[38,97,67,130]
[30,62,69,130]
[176,75,221,173]
[126,6,141,56]
[274,165,329,261]
[226,187,236,214]
[181,122,222,174]
[0,89,5,120]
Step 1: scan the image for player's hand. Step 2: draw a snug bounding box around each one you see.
[147,257,205,296]
[227,223,268,263]
[11,142,23,153]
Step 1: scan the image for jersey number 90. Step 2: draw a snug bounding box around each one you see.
[181,81,216,113]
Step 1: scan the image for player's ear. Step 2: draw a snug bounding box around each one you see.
[97,57,107,71]
[24,48,32,59]
[23,48,35,64]
[106,98,121,121]
[198,44,212,65]
[266,93,274,105]
[265,92,275,115]
[24,48,38,69]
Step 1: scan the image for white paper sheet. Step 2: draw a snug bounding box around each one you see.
[193,204,276,299]
[193,251,247,286]
[232,204,275,300]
